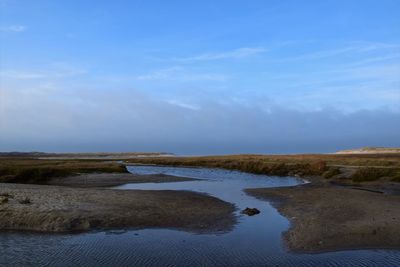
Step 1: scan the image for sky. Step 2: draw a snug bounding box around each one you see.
[0,0,399,154]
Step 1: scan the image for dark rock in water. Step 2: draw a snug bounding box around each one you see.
[241,207,260,216]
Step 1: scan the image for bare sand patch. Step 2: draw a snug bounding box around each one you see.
[246,184,400,252]
[48,172,198,187]
[0,182,236,233]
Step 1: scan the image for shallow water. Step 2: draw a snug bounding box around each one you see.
[1,165,399,267]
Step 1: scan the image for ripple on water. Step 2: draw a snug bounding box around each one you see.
[2,231,400,267]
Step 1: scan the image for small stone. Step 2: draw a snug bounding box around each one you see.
[241,207,260,216]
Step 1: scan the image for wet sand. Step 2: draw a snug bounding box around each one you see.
[0,182,236,233]
[48,172,198,187]
[2,155,400,253]
[246,183,400,252]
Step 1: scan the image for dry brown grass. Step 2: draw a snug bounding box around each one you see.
[351,167,399,182]
[128,153,400,166]
[126,153,400,181]
[2,153,400,184]
[0,158,127,184]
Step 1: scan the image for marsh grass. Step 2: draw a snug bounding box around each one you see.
[126,154,400,182]
[351,167,398,182]
[128,157,330,177]
[0,158,127,184]
[391,174,400,182]
[322,167,341,179]
[2,153,399,184]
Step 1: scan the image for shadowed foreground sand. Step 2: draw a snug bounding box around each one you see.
[0,182,236,233]
[48,172,198,187]
[246,183,400,252]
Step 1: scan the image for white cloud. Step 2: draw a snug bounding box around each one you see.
[276,42,400,62]
[175,47,267,62]
[135,67,228,82]
[1,85,399,154]
[165,100,200,110]
[0,64,87,80]
[135,67,181,80]
[0,70,46,79]
[0,25,26,32]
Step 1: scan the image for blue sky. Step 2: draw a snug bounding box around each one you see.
[0,0,399,154]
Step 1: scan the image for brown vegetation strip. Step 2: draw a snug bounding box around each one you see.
[0,158,128,184]
[126,153,400,182]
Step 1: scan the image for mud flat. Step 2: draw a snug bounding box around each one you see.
[246,183,400,252]
[48,172,198,187]
[0,182,236,233]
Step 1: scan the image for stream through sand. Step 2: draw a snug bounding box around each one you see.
[1,165,400,266]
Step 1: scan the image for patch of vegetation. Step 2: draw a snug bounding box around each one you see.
[322,167,341,179]
[128,153,400,168]
[391,173,400,182]
[351,168,396,182]
[126,154,400,180]
[2,153,400,184]
[0,158,128,184]
[127,157,332,177]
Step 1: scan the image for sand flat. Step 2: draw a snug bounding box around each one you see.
[0,182,236,233]
[246,184,400,252]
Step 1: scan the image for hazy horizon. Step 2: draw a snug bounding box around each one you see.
[1,1,399,154]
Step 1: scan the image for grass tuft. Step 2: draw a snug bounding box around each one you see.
[323,167,341,179]
[351,168,395,182]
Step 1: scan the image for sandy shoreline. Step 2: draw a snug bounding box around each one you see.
[48,172,198,187]
[245,183,400,252]
[0,179,236,233]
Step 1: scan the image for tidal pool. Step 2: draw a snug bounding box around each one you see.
[1,165,399,266]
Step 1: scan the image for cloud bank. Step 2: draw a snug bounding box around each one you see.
[1,86,399,154]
